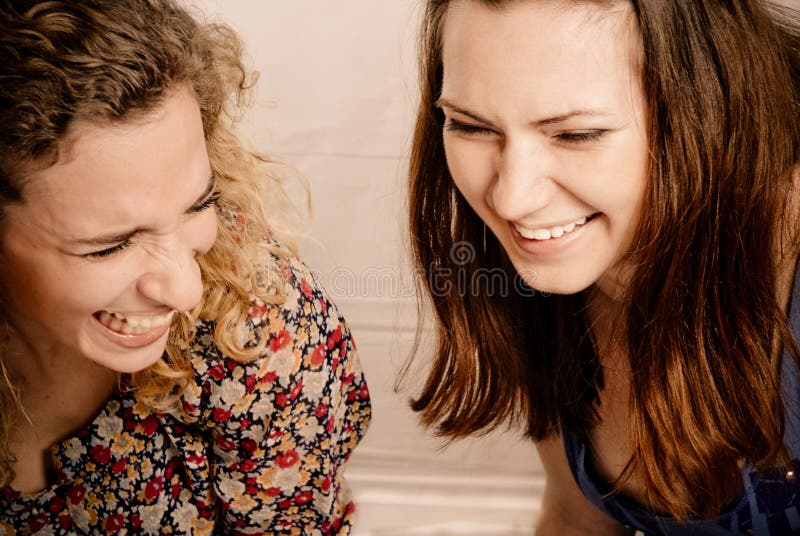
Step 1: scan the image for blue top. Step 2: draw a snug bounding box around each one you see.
[564,265,800,535]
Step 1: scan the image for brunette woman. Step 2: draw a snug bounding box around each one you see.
[408,0,800,534]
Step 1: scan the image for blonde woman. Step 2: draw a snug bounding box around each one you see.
[0,0,370,533]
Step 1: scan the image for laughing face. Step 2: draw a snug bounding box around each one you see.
[439,0,649,297]
[0,87,218,374]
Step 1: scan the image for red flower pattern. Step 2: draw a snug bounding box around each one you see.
[145,476,163,499]
[276,450,300,469]
[312,344,327,367]
[105,513,124,532]
[89,444,112,464]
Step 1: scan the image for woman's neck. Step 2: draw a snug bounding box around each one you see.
[4,332,118,492]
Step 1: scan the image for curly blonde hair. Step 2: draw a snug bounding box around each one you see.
[0,0,299,487]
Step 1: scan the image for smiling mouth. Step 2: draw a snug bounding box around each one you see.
[94,310,175,335]
[514,213,598,240]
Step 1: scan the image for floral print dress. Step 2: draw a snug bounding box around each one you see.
[0,246,371,535]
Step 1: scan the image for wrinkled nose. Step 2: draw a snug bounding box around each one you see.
[489,138,554,221]
[136,235,205,313]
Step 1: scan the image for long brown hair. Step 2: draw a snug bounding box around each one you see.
[0,0,299,487]
[408,0,800,519]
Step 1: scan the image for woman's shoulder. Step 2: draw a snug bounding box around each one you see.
[168,238,370,530]
[177,237,369,427]
[239,235,351,360]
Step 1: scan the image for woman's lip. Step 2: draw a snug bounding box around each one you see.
[92,314,171,349]
[509,214,597,256]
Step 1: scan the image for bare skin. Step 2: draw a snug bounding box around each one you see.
[6,346,117,492]
[536,437,634,535]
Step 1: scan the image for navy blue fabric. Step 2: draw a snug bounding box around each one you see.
[563,264,800,535]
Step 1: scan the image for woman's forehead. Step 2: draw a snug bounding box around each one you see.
[20,89,201,196]
[4,88,210,237]
[439,0,642,117]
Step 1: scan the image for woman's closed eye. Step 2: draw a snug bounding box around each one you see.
[187,190,221,214]
[84,238,133,260]
[445,118,610,145]
[81,192,219,260]
[555,129,609,144]
[444,118,496,136]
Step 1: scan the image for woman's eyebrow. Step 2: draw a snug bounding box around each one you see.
[67,170,216,247]
[436,98,496,126]
[436,97,613,127]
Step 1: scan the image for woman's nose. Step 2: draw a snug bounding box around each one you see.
[136,235,205,313]
[489,137,555,221]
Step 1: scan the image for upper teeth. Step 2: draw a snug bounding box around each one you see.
[98,310,174,335]
[515,216,588,240]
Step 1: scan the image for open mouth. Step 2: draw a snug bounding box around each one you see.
[93,309,175,336]
[514,213,599,241]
